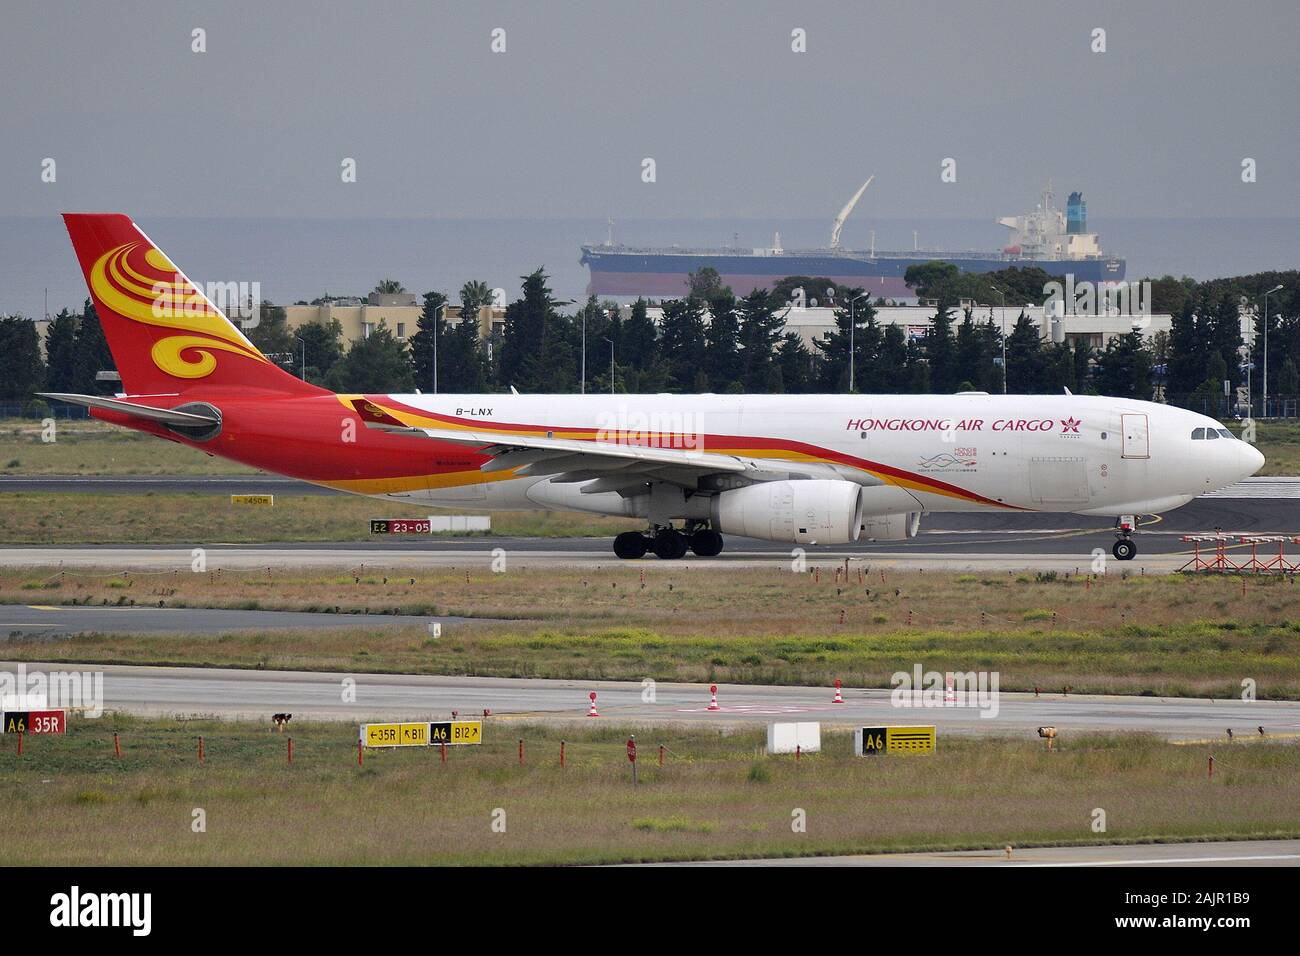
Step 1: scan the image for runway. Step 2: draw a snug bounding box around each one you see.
[11,661,1299,739]
[0,604,470,636]
[666,839,1300,867]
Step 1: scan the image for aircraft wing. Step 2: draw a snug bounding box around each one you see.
[355,407,876,492]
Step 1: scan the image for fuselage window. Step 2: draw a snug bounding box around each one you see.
[1191,428,1206,440]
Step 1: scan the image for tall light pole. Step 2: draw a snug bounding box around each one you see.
[990,284,1007,394]
[292,335,307,380]
[604,336,615,394]
[432,300,446,394]
[1261,283,1283,417]
[848,291,869,393]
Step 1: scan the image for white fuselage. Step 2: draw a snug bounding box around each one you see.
[369,392,1262,520]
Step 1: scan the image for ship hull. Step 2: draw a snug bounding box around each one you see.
[581,248,1126,298]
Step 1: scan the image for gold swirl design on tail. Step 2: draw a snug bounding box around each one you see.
[89,241,269,378]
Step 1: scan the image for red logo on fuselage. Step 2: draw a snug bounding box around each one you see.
[1060,417,1081,433]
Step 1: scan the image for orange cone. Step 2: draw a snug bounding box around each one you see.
[587,691,600,717]
[707,684,721,711]
[832,679,844,704]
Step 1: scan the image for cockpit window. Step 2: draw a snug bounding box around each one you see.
[1191,427,1206,440]
[1205,429,1219,440]
[1217,429,1234,439]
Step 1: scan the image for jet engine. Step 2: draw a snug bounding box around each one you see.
[710,479,864,545]
[860,511,922,541]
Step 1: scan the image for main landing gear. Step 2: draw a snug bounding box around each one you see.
[1112,514,1138,561]
[612,524,724,560]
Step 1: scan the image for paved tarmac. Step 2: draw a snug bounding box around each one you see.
[10,662,1298,740]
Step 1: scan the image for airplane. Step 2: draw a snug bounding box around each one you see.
[42,213,1264,562]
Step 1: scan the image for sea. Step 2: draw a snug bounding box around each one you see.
[2,215,1297,320]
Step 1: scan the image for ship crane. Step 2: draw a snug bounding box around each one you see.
[829,175,874,250]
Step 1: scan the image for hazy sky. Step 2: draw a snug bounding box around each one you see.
[3,0,1299,221]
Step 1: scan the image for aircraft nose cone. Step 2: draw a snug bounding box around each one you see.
[1240,441,1265,478]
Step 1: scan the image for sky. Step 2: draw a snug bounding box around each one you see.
[2,0,1299,222]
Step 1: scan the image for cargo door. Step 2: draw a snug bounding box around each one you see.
[1028,457,1089,506]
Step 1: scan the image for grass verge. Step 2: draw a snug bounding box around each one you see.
[1,716,1295,865]
[3,567,1300,697]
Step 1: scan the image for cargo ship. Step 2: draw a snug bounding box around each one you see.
[581,182,1125,299]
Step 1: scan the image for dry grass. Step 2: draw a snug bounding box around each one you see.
[4,567,1300,697]
[1,716,1295,865]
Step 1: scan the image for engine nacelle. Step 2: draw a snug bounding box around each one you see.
[711,479,864,545]
[860,511,922,541]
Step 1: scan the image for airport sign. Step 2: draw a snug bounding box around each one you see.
[231,494,274,506]
[361,722,432,748]
[2,710,67,735]
[429,720,482,745]
[370,518,432,535]
[360,720,482,748]
[855,725,936,756]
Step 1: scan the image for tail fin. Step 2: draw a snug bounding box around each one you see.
[62,213,323,396]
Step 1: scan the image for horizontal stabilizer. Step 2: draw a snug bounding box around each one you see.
[37,393,221,426]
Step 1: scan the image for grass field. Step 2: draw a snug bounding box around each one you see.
[0,716,1294,865]
[4,567,1300,697]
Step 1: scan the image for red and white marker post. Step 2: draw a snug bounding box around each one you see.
[832,679,845,704]
[944,673,957,703]
[707,684,720,711]
[587,691,600,717]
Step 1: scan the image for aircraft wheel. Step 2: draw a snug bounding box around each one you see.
[652,529,689,560]
[689,529,724,557]
[1112,538,1136,561]
[613,531,648,560]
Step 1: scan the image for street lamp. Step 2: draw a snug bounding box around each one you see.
[603,337,615,394]
[1260,283,1283,417]
[431,301,447,394]
[989,284,1007,394]
[292,335,307,380]
[847,291,870,393]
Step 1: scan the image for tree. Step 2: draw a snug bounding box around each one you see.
[326,322,413,392]
[776,332,815,393]
[1004,311,1047,393]
[657,297,708,392]
[0,316,46,401]
[499,270,563,392]
[704,291,742,391]
[72,299,114,394]
[922,298,959,392]
[459,280,492,320]
[736,289,786,392]
[1092,331,1152,399]
[294,318,345,384]
[687,267,728,302]
[814,287,876,391]
[43,308,80,393]
[408,291,448,392]
[1166,298,1205,396]
[245,301,294,368]
[620,298,658,371]
[372,278,407,295]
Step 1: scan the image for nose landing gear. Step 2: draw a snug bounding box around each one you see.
[1112,514,1138,561]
